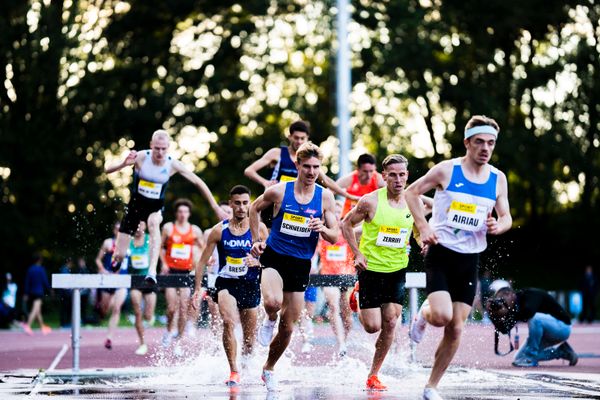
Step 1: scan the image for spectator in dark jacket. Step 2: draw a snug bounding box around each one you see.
[579,265,598,323]
[22,253,52,335]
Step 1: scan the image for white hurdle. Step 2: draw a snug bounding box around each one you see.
[52,274,132,372]
[405,272,426,363]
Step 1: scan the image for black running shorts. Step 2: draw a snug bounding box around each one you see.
[358,269,406,309]
[260,245,311,292]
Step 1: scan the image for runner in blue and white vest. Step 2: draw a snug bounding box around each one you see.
[405,115,513,400]
[192,185,268,387]
[249,142,339,391]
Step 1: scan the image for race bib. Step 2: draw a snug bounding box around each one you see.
[376,226,409,248]
[130,254,148,269]
[446,201,486,232]
[225,256,248,277]
[170,243,192,259]
[280,213,311,237]
[280,175,297,182]
[138,179,162,199]
[325,245,347,261]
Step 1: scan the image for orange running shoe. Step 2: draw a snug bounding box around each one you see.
[349,281,360,312]
[41,325,52,335]
[21,323,33,336]
[225,371,240,386]
[366,375,387,391]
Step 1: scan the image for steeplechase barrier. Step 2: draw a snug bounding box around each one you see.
[52,272,426,371]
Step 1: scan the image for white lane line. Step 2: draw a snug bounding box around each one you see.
[29,343,69,397]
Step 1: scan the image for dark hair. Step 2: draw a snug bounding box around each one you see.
[32,252,43,264]
[357,153,376,167]
[173,198,193,213]
[229,185,251,197]
[289,120,311,136]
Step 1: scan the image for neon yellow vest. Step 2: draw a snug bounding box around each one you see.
[358,188,414,273]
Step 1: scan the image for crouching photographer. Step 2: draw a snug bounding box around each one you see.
[486,287,578,367]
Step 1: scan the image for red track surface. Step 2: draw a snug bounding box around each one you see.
[1,321,599,374]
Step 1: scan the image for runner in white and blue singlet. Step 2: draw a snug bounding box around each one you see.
[104,129,228,284]
[405,115,512,400]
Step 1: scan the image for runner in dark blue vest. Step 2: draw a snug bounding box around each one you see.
[249,142,339,391]
[192,185,268,387]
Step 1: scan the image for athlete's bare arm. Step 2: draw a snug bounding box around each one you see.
[159,223,172,274]
[249,184,285,257]
[171,159,229,221]
[405,161,452,246]
[104,150,141,174]
[310,189,339,244]
[192,223,223,308]
[487,171,512,235]
[318,172,360,201]
[244,147,281,188]
[341,192,377,272]
[334,172,354,189]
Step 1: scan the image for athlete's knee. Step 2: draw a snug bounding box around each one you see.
[444,322,464,341]
[428,310,452,327]
[362,320,381,334]
[262,296,282,314]
[147,214,162,230]
[277,321,294,336]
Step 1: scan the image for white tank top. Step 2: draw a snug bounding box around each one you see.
[430,158,498,254]
[133,150,173,200]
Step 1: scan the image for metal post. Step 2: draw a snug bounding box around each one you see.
[71,288,81,372]
[336,0,352,178]
[409,287,418,363]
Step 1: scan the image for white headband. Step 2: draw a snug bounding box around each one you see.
[465,125,498,139]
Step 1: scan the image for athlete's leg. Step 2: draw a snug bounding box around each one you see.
[146,210,163,277]
[239,307,258,356]
[324,287,345,346]
[130,289,144,345]
[264,291,304,371]
[422,291,453,327]
[368,303,402,377]
[218,289,241,373]
[143,291,157,324]
[107,288,127,340]
[177,287,191,339]
[165,287,178,333]
[261,268,284,322]
[427,301,471,388]
[112,233,132,264]
[340,289,353,337]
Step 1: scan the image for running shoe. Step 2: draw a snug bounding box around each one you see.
[366,375,387,391]
[135,344,148,356]
[338,342,348,357]
[261,369,277,391]
[21,323,33,336]
[409,299,429,344]
[225,371,240,387]
[41,325,52,335]
[349,282,360,312]
[423,387,444,400]
[557,341,578,366]
[161,331,174,348]
[144,273,157,285]
[173,343,184,358]
[104,338,112,350]
[258,317,277,346]
[511,357,538,367]
[301,341,313,353]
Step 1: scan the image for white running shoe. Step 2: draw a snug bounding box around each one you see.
[261,369,278,391]
[135,344,148,356]
[185,320,197,338]
[409,299,429,344]
[173,343,184,358]
[258,317,277,346]
[162,331,175,348]
[301,342,313,353]
[338,342,348,357]
[423,387,443,400]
